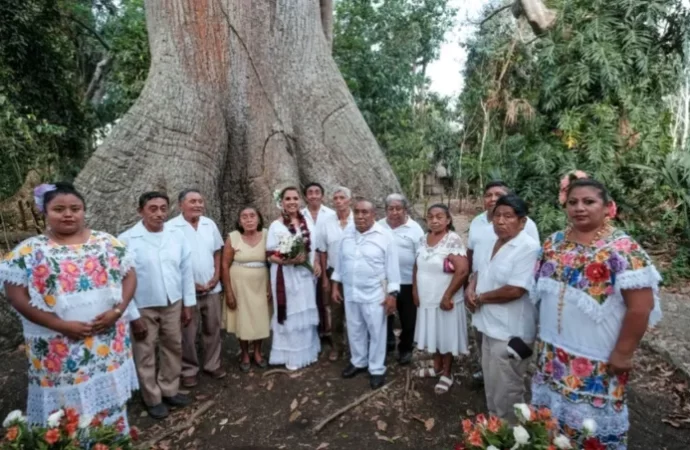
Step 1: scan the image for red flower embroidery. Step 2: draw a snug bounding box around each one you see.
[83,256,102,276]
[583,437,606,450]
[585,262,610,283]
[33,263,51,280]
[556,348,570,363]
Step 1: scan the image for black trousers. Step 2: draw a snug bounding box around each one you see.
[386,284,416,353]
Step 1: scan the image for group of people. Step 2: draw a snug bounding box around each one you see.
[0,173,661,450]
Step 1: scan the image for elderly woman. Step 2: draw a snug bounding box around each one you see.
[532,179,661,449]
[266,187,322,370]
[0,182,138,430]
[378,193,424,365]
[222,207,271,372]
[413,204,469,394]
[466,194,540,423]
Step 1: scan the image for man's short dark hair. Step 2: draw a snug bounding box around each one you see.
[139,191,170,209]
[303,182,325,196]
[494,194,529,218]
[483,180,511,194]
[178,188,202,203]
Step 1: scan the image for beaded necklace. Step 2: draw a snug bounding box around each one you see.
[556,222,613,333]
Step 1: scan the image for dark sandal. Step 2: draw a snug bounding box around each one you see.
[239,361,251,373]
[253,356,268,369]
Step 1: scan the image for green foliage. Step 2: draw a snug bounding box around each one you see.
[458,0,690,261]
[333,0,459,197]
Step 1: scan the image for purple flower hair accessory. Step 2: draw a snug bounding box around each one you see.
[33,184,57,213]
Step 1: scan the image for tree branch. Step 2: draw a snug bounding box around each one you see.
[84,55,113,106]
[477,3,514,27]
[68,15,111,51]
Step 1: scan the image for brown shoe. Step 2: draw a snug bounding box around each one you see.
[181,375,198,388]
[205,368,227,379]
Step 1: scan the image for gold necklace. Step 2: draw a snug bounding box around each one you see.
[556,222,613,334]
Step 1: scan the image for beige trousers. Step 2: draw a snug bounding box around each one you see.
[182,292,222,377]
[481,334,532,423]
[131,301,182,407]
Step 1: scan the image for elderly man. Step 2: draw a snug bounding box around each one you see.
[315,186,354,361]
[119,192,195,419]
[169,189,226,387]
[331,199,400,390]
[378,193,424,365]
[466,180,540,384]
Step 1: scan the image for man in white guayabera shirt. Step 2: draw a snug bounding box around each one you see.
[466,180,539,384]
[315,186,354,361]
[378,193,424,365]
[331,199,400,390]
[119,192,195,420]
[301,182,335,336]
[168,189,226,388]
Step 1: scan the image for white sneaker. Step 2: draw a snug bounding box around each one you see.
[286,364,299,371]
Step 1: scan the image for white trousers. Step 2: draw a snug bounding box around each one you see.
[345,300,387,375]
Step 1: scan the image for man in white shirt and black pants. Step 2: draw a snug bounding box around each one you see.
[331,199,400,390]
[169,189,226,388]
[378,193,424,365]
[119,192,196,419]
[466,180,539,384]
[302,182,335,338]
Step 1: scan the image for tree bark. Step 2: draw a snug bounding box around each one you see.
[320,0,334,50]
[75,0,401,233]
[514,0,556,36]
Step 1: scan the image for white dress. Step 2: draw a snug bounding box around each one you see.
[266,219,321,369]
[414,231,469,355]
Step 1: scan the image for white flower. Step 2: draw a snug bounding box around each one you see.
[553,434,573,449]
[513,425,530,445]
[78,414,93,429]
[582,418,597,435]
[487,446,500,450]
[514,403,532,422]
[47,409,64,428]
[3,410,25,427]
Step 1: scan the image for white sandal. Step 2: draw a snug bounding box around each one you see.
[434,375,454,394]
[415,367,439,378]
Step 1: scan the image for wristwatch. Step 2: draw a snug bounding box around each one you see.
[389,291,399,298]
[113,307,123,317]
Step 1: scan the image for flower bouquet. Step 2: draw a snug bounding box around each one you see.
[456,404,604,450]
[2,408,139,450]
[274,234,313,273]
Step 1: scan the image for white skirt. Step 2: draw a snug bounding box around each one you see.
[414,300,469,356]
[269,325,320,369]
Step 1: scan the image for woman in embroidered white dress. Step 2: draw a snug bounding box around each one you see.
[532,179,661,449]
[266,187,322,370]
[413,204,470,394]
[0,183,138,431]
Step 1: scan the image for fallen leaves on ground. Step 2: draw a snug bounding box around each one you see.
[231,415,247,426]
[376,420,388,432]
[316,443,329,450]
[290,411,302,422]
[291,399,299,411]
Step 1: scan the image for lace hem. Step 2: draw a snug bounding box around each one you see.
[0,266,29,296]
[616,266,663,327]
[26,358,139,426]
[120,249,136,277]
[271,307,319,332]
[534,278,625,323]
[531,383,629,438]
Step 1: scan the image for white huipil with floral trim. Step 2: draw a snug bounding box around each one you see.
[531,229,662,447]
[0,232,139,426]
[413,231,469,356]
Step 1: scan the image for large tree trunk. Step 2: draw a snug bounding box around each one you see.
[75,0,401,233]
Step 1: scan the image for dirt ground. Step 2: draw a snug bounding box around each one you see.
[1,209,689,449]
[0,337,689,450]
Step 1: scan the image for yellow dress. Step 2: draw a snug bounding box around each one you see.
[223,230,271,340]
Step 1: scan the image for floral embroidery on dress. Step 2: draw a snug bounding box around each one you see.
[536,229,652,305]
[533,341,627,412]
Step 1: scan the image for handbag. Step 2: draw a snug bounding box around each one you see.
[443,256,455,273]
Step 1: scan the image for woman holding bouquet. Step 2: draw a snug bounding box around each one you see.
[266,187,322,370]
[0,182,138,430]
[532,178,661,449]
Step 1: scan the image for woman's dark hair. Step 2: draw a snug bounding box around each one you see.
[138,191,170,209]
[44,182,86,211]
[566,178,610,203]
[303,182,325,196]
[280,186,300,200]
[426,203,455,231]
[494,194,529,218]
[483,180,511,194]
[235,206,265,233]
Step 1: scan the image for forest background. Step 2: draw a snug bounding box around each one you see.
[1,0,690,281]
